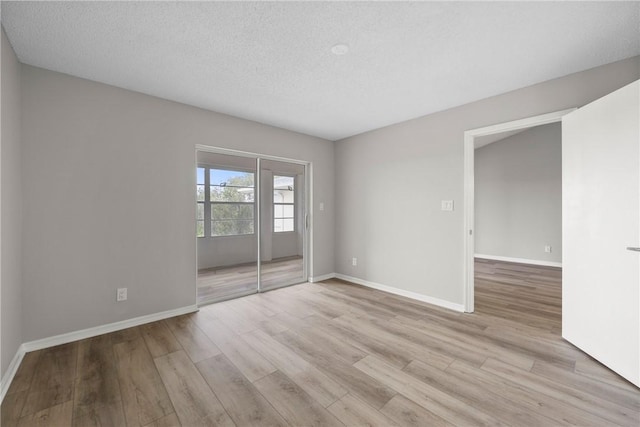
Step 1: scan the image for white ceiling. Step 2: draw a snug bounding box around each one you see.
[1,1,638,141]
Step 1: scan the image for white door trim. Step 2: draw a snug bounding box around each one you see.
[462,108,576,313]
[195,144,309,166]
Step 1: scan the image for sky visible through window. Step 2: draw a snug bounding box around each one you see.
[198,168,254,185]
[210,169,253,186]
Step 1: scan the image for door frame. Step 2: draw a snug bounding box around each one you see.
[462,108,575,313]
[194,144,312,303]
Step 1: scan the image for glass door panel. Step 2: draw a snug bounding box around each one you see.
[196,151,258,304]
[259,159,306,291]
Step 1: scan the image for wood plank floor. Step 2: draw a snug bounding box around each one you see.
[3,259,639,426]
[197,257,303,303]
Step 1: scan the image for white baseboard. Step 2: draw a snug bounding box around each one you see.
[475,253,562,268]
[22,304,199,353]
[334,273,465,313]
[1,304,198,404]
[1,344,27,403]
[308,273,336,283]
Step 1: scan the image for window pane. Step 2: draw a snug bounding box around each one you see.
[274,204,294,220]
[210,186,254,202]
[197,203,204,220]
[274,176,294,204]
[211,220,254,236]
[237,204,254,219]
[274,204,284,218]
[283,218,294,232]
[274,218,294,232]
[210,169,254,187]
[274,175,294,190]
[212,203,254,221]
[196,220,204,237]
[274,196,294,232]
[197,185,205,201]
[212,204,229,220]
[236,220,255,235]
[274,189,293,203]
[197,167,205,185]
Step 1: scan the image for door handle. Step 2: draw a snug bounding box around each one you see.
[627,247,640,252]
[305,214,309,230]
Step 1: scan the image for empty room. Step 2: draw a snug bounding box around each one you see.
[1,2,639,426]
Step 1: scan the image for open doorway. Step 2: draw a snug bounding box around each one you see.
[463,109,575,313]
[472,123,563,329]
[195,147,310,305]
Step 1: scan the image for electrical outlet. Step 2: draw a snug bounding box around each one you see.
[117,288,127,301]
[544,245,552,253]
[352,257,357,266]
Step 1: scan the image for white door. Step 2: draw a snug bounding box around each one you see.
[562,80,639,387]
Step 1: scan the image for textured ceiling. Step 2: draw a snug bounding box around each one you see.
[2,1,639,140]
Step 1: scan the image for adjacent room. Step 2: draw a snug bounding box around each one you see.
[1,2,639,426]
[473,123,562,326]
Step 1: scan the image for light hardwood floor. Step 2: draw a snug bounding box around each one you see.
[197,257,304,303]
[3,260,639,426]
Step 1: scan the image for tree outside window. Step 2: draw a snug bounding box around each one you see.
[196,166,255,237]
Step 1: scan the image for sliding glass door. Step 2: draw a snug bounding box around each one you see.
[196,149,308,305]
[260,159,306,291]
[196,152,258,303]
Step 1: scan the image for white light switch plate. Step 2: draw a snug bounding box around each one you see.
[441,200,454,211]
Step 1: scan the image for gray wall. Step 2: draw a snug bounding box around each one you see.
[1,28,23,377]
[198,234,257,270]
[475,123,562,263]
[21,65,334,342]
[335,56,639,306]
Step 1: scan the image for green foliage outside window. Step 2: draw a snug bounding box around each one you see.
[211,173,255,237]
[197,167,255,237]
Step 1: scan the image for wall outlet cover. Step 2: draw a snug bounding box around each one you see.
[117,288,128,301]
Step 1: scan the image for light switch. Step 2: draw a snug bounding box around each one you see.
[441,200,454,211]
[319,202,324,211]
